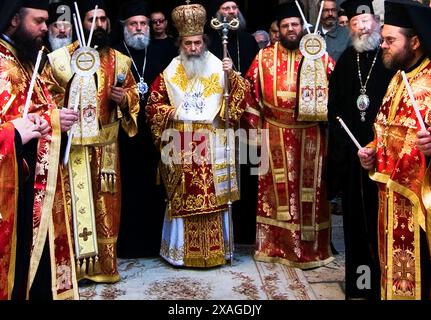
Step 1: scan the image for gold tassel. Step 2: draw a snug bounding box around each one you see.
[88,257,94,275]
[81,258,87,276]
[107,174,112,193]
[101,173,108,192]
[94,255,101,274]
[76,259,81,278]
[181,173,186,194]
[113,174,117,193]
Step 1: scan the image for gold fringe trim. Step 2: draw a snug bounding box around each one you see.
[183,255,226,268]
[75,256,100,279]
[100,172,116,193]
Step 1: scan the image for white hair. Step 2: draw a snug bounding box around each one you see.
[180,49,209,79]
[123,26,150,50]
[48,29,72,50]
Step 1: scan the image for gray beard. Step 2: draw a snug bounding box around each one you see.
[124,28,150,50]
[352,28,381,53]
[180,50,208,79]
[48,34,72,51]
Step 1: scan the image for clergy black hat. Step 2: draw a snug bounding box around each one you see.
[384,0,415,28]
[120,0,151,21]
[208,0,237,17]
[385,0,431,59]
[76,0,106,19]
[0,0,21,33]
[22,0,49,10]
[47,1,72,25]
[274,1,303,23]
[340,0,374,20]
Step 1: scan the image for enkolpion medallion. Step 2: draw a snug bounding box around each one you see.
[299,33,326,60]
[138,77,148,96]
[357,89,370,121]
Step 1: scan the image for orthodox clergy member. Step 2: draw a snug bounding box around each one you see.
[43,0,139,283]
[243,0,335,269]
[114,0,176,258]
[0,0,78,299]
[45,1,73,52]
[145,1,250,267]
[358,0,431,300]
[327,0,394,299]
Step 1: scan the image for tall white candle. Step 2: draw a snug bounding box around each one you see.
[314,1,324,34]
[73,13,84,47]
[87,5,98,47]
[337,116,362,150]
[74,2,86,48]
[23,46,44,118]
[401,71,427,131]
[63,90,80,166]
[295,0,311,34]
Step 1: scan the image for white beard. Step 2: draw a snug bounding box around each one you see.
[124,28,150,50]
[352,28,381,53]
[180,50,208,79]
[48,33,72,51]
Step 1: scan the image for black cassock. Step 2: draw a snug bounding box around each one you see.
[114,38,177,258]
[327,46,394,299]
[207,29,260,244]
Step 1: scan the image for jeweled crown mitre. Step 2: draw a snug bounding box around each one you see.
[171,1,207,37]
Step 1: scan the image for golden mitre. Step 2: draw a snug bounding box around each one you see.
[171,1,207,37]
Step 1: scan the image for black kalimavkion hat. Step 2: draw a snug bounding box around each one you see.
[340,0,374,20]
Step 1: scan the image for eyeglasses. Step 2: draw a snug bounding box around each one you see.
[380,37,400,46]
[151,19,166,25]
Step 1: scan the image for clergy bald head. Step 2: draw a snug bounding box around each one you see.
[120,0,151,50]
[341,0,380,52]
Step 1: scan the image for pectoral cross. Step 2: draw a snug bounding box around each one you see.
[79,227,93,241]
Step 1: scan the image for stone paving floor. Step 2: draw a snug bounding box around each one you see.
[302,214,346,300]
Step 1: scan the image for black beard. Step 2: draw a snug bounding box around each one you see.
[280,36,301,50]
[85,27,109,49]
[383,44,416,71]
[11,23,43,63]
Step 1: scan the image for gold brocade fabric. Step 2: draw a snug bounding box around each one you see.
[370,58,431,300]
[0,39,78,300]
[45,43,139,283]
[183,212,226,267]
[0,123,18,300]
[297,56,329,121]
[243,43,335,269]
[146,53,250,267]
